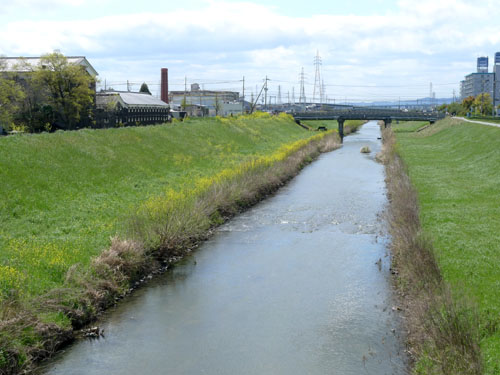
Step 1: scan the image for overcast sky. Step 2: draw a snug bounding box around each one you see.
[1,0,500,102]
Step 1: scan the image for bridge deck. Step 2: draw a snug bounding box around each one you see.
[291,107,444,143]
[292,108,444,122]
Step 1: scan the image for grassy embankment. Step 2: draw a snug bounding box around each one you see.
[0,113,358,373]
[384,118,500,374]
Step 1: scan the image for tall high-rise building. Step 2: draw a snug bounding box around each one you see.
[494,52,500,74]
[460,54,500,108]
[494,52,500,107]
[477,56,489,73]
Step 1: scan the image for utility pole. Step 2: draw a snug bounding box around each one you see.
[127,80,130,92]
[184,76,187,109]
[278,85,282,105]
[429,82,433,109]
[321,79,325,105]
[292,87,295,104]
[242,76,245,114]
[264,76,269,109]
[250,76,269,113]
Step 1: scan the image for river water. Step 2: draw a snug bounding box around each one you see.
[42,121,407,375]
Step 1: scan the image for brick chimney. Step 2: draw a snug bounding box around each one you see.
[161,68,169,103]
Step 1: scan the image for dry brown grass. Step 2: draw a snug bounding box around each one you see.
[381,127,482,374]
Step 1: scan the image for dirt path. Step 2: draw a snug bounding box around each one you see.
[453,116,500,128]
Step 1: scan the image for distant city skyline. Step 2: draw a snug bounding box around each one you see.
[1,0,500,101]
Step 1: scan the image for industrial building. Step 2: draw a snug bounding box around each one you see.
[95,90,170,126]
[169,83,242,116]
[460,54,500,107]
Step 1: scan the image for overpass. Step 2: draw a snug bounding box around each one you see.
[292,107,444,141]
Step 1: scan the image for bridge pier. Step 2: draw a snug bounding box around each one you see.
[338,118,344,143]
[384,118,392,128]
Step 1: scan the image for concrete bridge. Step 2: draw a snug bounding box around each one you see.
[292,107,445,141]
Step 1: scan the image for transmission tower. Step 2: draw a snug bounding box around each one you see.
[299,67,306,104]
[313,50,323,104]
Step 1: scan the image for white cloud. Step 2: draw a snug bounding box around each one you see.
[1,0,499,99]
[0,0,85,12]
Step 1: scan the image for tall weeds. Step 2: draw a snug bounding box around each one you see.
[125,131,339,260]
[381,128,482,374]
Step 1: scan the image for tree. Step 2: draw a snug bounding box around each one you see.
[461,96,475,113]
[32,52,95,129]
[473,93,492,116]
[447,101,464,116]
[437,103,447,112]
[214,93,222,116]
[10,57,55,132]
[139,82,151,95]
[0,60,25,131]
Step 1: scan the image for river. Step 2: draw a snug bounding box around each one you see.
[42,121,407,375]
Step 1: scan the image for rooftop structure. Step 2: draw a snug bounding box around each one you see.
[477,56,489,73]
[96,90,169,109]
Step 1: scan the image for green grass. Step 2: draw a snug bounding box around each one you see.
[0,113,319,304]
[469,116,500,124]
[394,118,500,374]
[391,120,429,133]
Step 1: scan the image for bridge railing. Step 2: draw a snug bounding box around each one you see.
[292,107,444,122]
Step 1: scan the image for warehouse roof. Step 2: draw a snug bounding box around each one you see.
[0,56,98,77]
[96,91,169,108]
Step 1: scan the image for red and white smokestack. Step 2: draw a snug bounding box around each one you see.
[161,68,169,103]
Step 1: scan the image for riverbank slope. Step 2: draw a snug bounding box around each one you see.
[386,118,500,374]
[0,114,357,373]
